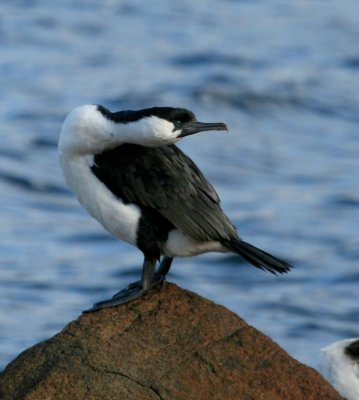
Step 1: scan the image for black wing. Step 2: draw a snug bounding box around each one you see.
[91,144,238,243]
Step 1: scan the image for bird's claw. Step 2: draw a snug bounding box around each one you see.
[83,286,146,313]
[83,273,166,313]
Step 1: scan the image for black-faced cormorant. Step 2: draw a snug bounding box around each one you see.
[58,105,292,312]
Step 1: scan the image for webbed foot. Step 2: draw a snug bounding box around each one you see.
[83,256,173,313]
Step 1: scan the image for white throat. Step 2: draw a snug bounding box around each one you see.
[58,105,179,159]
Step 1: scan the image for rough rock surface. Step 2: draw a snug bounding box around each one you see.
[0,283,343,400]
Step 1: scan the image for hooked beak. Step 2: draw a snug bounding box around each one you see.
[178,121,228,138]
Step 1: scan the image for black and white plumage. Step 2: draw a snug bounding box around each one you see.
[320,338,359,400]
[58,105,292,312]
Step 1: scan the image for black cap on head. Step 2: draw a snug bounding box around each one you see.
[96,105,227,137]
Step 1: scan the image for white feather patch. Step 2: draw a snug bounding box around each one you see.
[164,229,228,257]
[320,338,359,400]
[60,153,141,245]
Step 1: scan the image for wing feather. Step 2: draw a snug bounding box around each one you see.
[92,144,238,243]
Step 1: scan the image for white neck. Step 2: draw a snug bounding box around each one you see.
[58,105,177,159]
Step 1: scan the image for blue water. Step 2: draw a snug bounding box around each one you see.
[1,0,359,371]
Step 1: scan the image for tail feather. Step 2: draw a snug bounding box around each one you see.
[226,240,292,275]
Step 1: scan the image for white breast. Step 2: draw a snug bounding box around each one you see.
[60,153,141,246]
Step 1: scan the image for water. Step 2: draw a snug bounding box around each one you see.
[1,0,359,371]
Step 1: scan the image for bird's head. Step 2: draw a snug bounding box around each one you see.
[59,104,227,156]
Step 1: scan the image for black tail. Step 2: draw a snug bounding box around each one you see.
[225,240,292,275]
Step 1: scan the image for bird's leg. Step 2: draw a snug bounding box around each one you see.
[155,256,173,281]
[111,256,174,300]
[141,256,156,290]
[83,256,157,313]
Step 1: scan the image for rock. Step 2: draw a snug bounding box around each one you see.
[0,283,343,400]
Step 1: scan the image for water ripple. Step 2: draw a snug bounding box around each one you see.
[0,171,68,195]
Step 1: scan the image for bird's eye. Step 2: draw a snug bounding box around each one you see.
[174,120,182,129]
